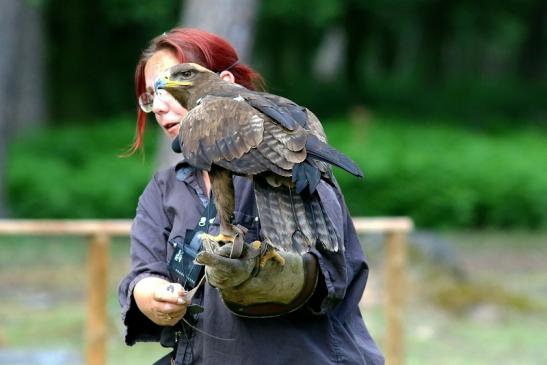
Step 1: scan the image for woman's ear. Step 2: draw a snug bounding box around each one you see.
[219,70,235,83]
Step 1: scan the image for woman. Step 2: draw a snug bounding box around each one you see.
[119,28,383,365]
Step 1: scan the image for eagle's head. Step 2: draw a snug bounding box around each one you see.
[154,63,219,109]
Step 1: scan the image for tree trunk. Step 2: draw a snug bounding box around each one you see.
[518,1,547,80]
[180,0,258,63]
[0,1,47,217]
[313,27,346,82]
[155,0,258,171]
[15,2,47,134]
[0,0,45,217]
[0,0,22,217]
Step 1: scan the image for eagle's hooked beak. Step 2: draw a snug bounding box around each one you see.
[154,75,192,93]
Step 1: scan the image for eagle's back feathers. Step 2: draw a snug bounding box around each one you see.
[163,64,363,255]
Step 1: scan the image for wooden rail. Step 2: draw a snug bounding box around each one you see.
[0,220,130,365]
[0,217,413,365]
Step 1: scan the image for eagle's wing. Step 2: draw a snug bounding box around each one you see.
[180,95,307,176]
[252,92,327,142]
[254,178,343,253]
[242,92,333,179]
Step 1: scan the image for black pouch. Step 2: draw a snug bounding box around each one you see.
[167,200,216,290]
[167,232,205,290]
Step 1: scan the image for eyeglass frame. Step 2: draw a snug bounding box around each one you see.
[137,61,239,114]
[138,88,172,113]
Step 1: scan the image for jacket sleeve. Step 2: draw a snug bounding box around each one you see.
[118,174,173,345]
[307,181,370,316]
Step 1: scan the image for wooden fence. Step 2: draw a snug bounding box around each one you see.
[0,217,413,365]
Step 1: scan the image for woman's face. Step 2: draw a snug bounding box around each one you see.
[144,49,187,139]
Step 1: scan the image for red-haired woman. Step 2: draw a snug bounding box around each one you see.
[118,28,383,365]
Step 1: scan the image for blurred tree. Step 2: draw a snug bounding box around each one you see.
[517,0,547,80]
[313,26,346,81]
[181,0,258,63]
[0,0,20,217]
[0,0,46,217]
[46,0,181,121]
[155,0,259,170]
[14,0,547,126]
[14,1,47,134]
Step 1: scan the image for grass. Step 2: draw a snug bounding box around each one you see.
[0,236,167,363]
[360,230,547,365]
[1,231,546,364]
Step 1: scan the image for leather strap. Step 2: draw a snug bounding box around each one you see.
[229,224,248,259]
[222,253,319,318]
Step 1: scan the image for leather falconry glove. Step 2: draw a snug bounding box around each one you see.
[195,236,318,317]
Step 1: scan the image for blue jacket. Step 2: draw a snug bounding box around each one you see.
[118,163,384,364]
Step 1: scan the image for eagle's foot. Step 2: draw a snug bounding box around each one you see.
[250,240,261,250]
[202,225,247,259]
[201,225,244,245]
[259,247,286,267]
[202,232,235,244]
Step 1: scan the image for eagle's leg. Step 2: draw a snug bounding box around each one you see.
[203,168,244,251]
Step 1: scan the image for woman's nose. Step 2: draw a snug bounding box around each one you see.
[152,91,169,114]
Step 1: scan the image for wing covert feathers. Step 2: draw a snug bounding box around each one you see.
[181,95,309,175]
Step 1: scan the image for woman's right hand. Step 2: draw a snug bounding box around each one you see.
[133,277,188,326]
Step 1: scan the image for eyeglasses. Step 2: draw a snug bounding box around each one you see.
[138,60,239,113]
[138,89,172,113]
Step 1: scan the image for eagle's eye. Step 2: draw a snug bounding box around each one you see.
[180,70,194,78]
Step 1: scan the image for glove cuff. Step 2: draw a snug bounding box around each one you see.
[221,253,318,318]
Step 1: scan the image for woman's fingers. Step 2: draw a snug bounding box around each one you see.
[154,307,187,326]
[153,282,187,304]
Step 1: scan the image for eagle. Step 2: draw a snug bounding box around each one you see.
[155,63,363,265]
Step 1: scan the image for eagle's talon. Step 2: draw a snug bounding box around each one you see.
[259,248,286,267]
[250,240,261,250]
[215,233,236,244]
[201,232,236,245]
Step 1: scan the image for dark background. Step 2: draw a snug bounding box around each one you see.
[1,0,546,228]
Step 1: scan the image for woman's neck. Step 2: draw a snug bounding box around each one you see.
[202,170,212,197]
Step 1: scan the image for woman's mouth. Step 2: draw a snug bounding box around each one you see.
[164,122,178,131]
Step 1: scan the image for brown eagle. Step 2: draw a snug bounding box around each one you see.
[155,63,363,265]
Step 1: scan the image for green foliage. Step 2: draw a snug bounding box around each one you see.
[37,0,547,125]
[7,117,156,218]
[253,0,547,125]
[45,0,181,121]
[102,0,181,26]
[260,0,342,26]
[6,115,547,228]
[325,116,547,228]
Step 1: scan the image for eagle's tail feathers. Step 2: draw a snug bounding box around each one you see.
[292,160,322,194]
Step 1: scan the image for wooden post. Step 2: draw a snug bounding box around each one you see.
[384,231,407,365]
[86,233,110,365]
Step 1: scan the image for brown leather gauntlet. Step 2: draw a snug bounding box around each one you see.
[220,253,319,318]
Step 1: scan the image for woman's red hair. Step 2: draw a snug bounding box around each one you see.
[128,28,264,154]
